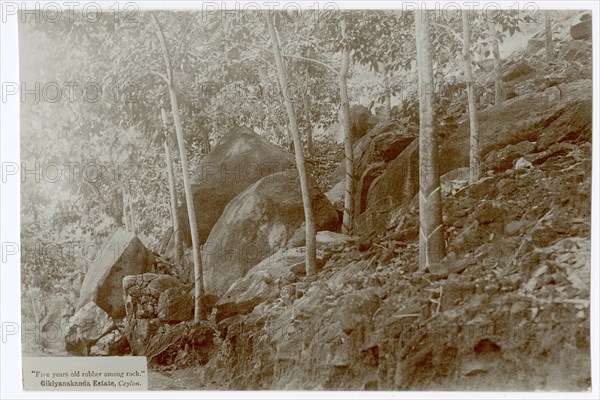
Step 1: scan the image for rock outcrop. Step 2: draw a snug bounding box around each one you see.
[356,80,592,234]
[65,301,115,355]
[203,171,339,296]
[163,126,295,256]
[123,273,193,323]
[77,228,155,319]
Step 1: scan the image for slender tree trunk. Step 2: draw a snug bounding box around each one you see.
[302,68,314,156]
[382,61,392,120]
[339,17,354,236]
[462,10,480,184]
[267,13,316,275]
[161,107,183,273]
[302,91,314,156]
[122,188,130,232]
[202,129,211,154]
[488,20,503,105]
[128,186,136,235]
[153,13,204,322]
[545,12,555,63]
[415,9,445,271]
[28,284,39,323]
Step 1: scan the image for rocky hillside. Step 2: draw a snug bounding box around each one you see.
[55,14,592,392]
[195,87,591,390]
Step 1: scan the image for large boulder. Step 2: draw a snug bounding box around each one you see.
[163,127,295,255]
[65,301,115,355]
[331,121,418,184]
[77,228,155,319]
[570,11,591,40]
[349,105,379,142]
[203,171,339,296]
[357,139,419,233]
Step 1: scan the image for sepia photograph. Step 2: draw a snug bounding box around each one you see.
[1,1,596,395]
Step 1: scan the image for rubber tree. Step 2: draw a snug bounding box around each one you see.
[160,107,183,274]
[462,10,480,184]
[267,12,317,275]
[152,12,204,321]
[217,15,354,235]
[415,9,446,270]
[545,11,555,63]
[382,61,392,121]
[301,65,314,155]
[487,18,503,105]
[339,16,354,236]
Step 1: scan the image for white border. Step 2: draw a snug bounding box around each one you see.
[1,1,598,399]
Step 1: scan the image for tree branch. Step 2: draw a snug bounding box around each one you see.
[430,21,464,45]
[171,13,200,67]
[149,69,169,84]
[197,38,339,76]
[151,12,174,86]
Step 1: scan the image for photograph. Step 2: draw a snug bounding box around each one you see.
[6,1,595,394]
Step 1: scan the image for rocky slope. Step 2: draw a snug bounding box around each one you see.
[59,17,592,392]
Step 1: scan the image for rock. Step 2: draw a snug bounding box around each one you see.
[502,61,535,82]
[525,277,538,292]
[461,357,490,376]
[65,301,115,355]
[570,12,592,40]
[123,273,193,322]
[484,141,535,172]
[474,203,504,225]
[526,38,545,55]
[504,220,528,236]
[89,329,129,356]
[157,287,194,323]
[560,40,591,62]
[203,171,339,296]
[316,231,352,245]
[285,224,307,248]
[356,86,586,235]
[325,180,344,215]
[357,140,419,233]
[77,228,155,319]
[536,100,592,151]
[510,301,529,317]
[350,104,379,142]
[126,318,160,356]
[334,288,381,334]
[287,229,352,248]
[163,126,295,254]
[514,157,533,170]
[426,263,450,280]
[331,121,417,188]
[215,248,305,321]
[356,162,387,214]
